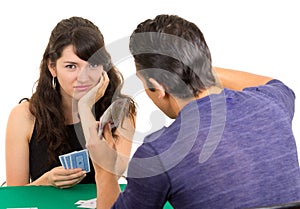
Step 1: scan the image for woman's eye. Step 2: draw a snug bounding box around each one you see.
[88,63,99,69]
[65,64,76,69]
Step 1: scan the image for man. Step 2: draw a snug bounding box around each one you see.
[89,14,300,208]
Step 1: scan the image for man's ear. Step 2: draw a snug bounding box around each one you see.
[48,60,57,77]
[148,78,165,99]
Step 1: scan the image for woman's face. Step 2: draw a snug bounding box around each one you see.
[49,45,104,101]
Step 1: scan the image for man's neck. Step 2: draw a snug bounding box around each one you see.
[174,86,223,116]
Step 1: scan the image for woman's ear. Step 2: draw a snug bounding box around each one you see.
[148,78,166,99]
[48,60,57,77]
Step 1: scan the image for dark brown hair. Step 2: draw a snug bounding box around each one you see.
[129,14,215,98]
[29,16,136,163]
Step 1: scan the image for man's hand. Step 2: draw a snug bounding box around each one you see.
[87,116,135,177]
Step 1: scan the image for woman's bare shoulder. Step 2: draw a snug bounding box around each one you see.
[7,100,35,141]
[9,100,33,119]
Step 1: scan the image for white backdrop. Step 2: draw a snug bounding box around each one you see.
[0,0,299,183]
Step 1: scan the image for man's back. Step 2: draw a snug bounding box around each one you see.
[119,79,300,209]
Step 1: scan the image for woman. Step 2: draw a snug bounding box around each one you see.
[5,16,136,189]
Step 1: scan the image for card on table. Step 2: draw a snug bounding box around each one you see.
[75,198,96,208]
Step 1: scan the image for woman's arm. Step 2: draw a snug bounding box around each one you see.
[6,102,87,188]
[213,67,273,91]
[78,71,109,142]
[5,102,33,185]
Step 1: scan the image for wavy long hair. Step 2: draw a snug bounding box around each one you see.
[29,16,136,164]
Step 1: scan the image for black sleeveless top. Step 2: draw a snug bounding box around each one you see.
[29,122,95,184]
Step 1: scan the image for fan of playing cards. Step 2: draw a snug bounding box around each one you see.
[59,149,90,172]
[98,98,131,137]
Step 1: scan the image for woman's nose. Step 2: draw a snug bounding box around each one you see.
[77,66,89,82]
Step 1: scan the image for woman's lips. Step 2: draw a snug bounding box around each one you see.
[74,85,91,91]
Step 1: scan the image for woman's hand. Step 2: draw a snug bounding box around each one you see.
[78,71,110,142]
[78,71,110,110]
[35,166,86,189]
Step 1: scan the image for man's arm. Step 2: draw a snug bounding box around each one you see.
[87,116,135,209]
[213,67,273,91]
[95,170,120,209]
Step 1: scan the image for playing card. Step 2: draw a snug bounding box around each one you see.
[76,198,96,208]
[98,98,129,137]
[70,149,90,173]
[59,149,90,172]
[75,200,86,205]
[65,154,72,169]
[59,155,67,169]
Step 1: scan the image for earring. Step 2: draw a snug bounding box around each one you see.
[52,77,57,89]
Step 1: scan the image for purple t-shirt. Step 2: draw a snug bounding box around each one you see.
[113,79,300,209]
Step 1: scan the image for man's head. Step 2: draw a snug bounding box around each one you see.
[129,14,216,99]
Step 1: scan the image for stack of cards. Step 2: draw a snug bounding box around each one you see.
[59,149,90,173]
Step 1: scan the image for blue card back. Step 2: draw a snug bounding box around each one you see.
[70,149,90,172]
